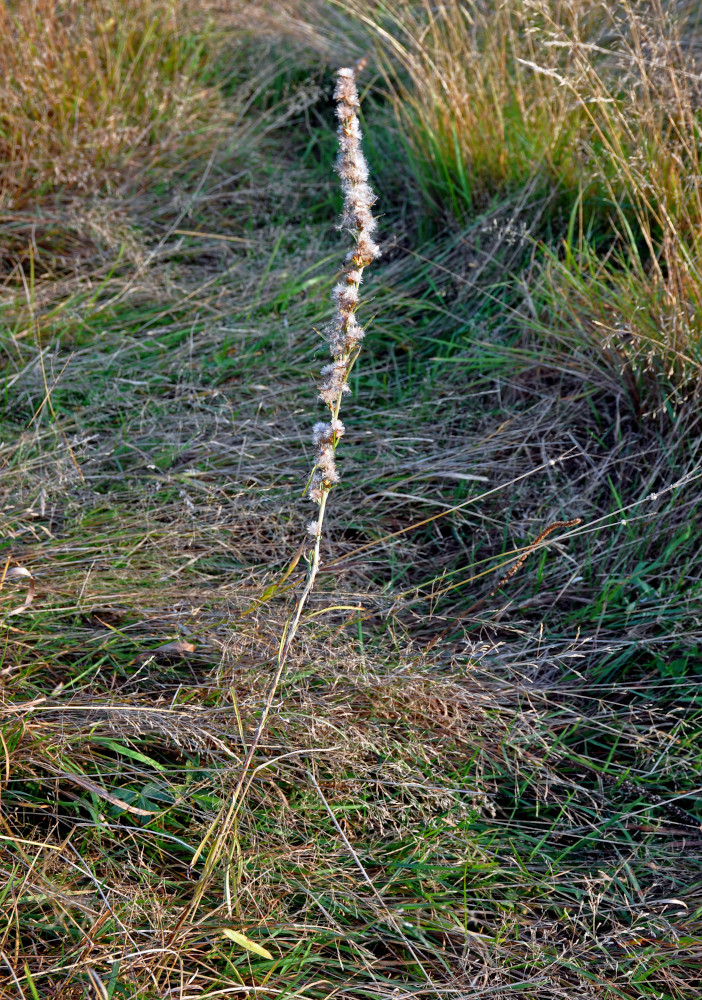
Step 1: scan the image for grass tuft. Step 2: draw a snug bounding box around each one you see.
[337,0,702,401]
[0,0,227,209]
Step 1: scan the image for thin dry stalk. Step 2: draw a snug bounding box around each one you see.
[180,60,381,919]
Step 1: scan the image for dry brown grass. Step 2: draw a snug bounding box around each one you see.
[0,0,227,209]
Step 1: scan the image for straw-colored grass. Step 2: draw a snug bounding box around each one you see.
[0,0,227,208]
[336,0,702,395]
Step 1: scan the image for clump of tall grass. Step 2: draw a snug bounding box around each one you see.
[0,0,224,209]
[340,0,702,402]
[348,0,601,217]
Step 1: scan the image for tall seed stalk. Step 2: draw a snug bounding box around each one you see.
[184,62,380,914]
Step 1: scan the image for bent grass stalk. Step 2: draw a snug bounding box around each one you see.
[183,62,381,916]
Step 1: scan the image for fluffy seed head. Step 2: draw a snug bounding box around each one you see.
[313,421,331,446]
[319,360,350,404]
[349,232,381,266]
[313,419,346,446]
[333,282,359,309]
[336,153,368,185]
[308,470,324,503]
[334,68,359,107]
[317,444,339,484]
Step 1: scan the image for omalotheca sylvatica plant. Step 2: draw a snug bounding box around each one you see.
[185,60,381,912]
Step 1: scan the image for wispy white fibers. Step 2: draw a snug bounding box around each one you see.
[309,64,381,506]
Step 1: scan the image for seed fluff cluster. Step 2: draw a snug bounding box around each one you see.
[308,65,381,511]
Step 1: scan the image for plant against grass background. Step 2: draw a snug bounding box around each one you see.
[3,3,702,996]
[187,60,381,901]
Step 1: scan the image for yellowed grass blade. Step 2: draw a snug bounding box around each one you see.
[221,928,273,961]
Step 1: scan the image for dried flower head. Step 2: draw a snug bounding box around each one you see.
[317,445,339,484]
[313,419,346,447]
[319,360,350,405]
[308,470,324,504]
